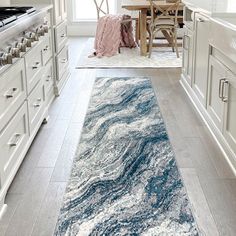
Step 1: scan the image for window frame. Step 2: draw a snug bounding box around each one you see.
[72,0,118,22]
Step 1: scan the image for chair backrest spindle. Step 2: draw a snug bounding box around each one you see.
[94,0,110,19]
[148,0,181,26]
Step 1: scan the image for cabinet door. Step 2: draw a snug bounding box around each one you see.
[60,0,67,20]
[182,27,194,86]
[193,13,210,106]
[223,70,236,154]
[207,56,227,131]
[54,0,62,25]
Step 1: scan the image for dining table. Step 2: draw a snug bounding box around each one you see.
[121,0,184,56]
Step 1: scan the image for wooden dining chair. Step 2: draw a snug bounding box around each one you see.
[93,0,139,44]
[94,0,109,19]
[147,0,180,58]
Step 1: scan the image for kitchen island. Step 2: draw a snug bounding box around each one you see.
[181,0,236,174]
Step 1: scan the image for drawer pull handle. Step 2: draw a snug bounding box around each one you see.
[33,103,41,108]
[46,75,51,82]
[32,62,40,69]
[33,98,42,108]
[60,58,67,64]
[61,34,66,38]
[222,80,229,102]
[4,87,18,99]
[43,46,49,51]
[197,18,205,23]
[8,133,21,147]
[219,78,225,99]
[183,35,190,50]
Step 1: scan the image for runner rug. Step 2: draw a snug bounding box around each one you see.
[54,77,199,236]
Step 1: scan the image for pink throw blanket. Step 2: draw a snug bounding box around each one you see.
[93,14,136,58]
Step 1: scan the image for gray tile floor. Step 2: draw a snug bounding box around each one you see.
[0,37,235,236]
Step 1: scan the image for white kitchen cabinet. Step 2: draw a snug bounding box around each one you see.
[0,59,26,132]
[25,41,43,94]
[11,0,70,95]
[54,0,62,25]
[60,0,67,21]
[207,55,226,131]
[182,26,194,86]
[55,20,67,53]
[53,0,66,26]
[41,30,53,66]
[223,70,236,154]
[28,80,45,135]
[0,102,29,187]
[192,13,210,107]
[180,0,236,174]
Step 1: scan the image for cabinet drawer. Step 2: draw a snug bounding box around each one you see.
[43,60,54,96]
[193,13,210,107]
[207,55,226,131]
[28,80,45,134]
[42,30,52,65]
[60,0,67,21]
[54,0,62,26]
[55,20,67,53]
[0,59,27,132]
[210,20,236,64]
[25,41,43,93]
[56,44,69,81]
[0,102,29,186]
[223,70,236,154]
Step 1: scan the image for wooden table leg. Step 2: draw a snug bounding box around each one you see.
[140,9,147,56]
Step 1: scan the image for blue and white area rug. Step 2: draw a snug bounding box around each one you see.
[54,77,199,236]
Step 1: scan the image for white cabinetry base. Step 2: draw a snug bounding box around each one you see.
[180,75,236,176]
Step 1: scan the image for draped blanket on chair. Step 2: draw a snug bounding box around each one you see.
[94,14,136,58]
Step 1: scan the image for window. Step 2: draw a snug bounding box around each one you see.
[227,0,236,11]
[74,0,116,21]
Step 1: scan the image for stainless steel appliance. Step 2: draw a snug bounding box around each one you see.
[0,6,48,74]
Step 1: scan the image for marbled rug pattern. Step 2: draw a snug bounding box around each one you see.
[54,77,199,236]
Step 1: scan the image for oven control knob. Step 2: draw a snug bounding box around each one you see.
[0,52,5,66]
[0,52,13,65]
[7,46,20,58]
[18,38,27,52]
[22,37,31,48]
[13,41,24,54]
[39,26,45,36]
[25,32,38,42]
[42,24,49,33]
[31,32,39,41]
[13,48,20,57]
